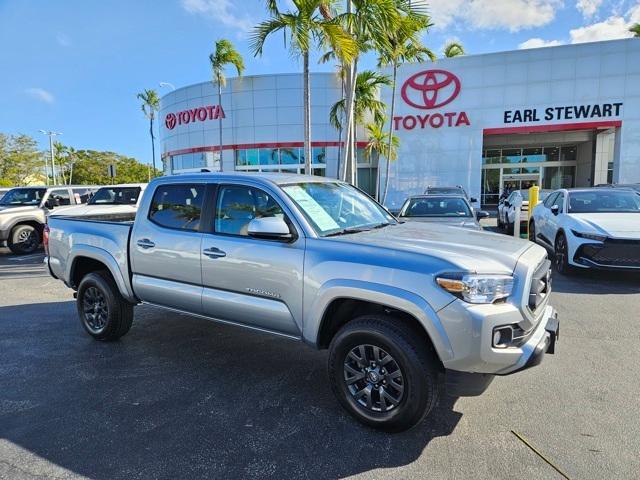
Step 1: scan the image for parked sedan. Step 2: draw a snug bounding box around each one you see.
[398,195,489,229]
[529,188,640,274]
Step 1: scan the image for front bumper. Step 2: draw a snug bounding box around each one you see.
[573,239,640,270]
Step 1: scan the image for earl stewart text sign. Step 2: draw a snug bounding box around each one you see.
[504,103,623,124]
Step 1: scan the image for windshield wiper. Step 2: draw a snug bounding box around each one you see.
[325,223,391,237]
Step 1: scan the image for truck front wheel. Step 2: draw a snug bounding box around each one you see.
[76,271,133,341]
[328,315,440,432]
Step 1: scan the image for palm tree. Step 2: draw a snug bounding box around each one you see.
[378,11,434,204]
[329,70,391,134]
[252,0,356,175]
[136,89,160,176]
[210,39,244,172]
[630,23,640,37]
[364,119,398,200]
[443,41,465,57]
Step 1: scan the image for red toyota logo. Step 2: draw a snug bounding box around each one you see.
[165,113,177,130]
[401,69,461,109]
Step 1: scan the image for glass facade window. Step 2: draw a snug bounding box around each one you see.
[542,166,576,189]
[560,146,577,161]
[544,146,559,162]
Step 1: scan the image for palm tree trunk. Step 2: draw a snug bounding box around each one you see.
[303,50,312,175]
[341,61,357,183]
[382,63,397,205]
[217,79,224,172]
[150,118,156,176]
[374,151,380,200]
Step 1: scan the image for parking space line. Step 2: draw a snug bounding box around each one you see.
[511,430,571,479]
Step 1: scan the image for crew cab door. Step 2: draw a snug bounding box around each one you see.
[199,182,304,337]
[130,182,206,313]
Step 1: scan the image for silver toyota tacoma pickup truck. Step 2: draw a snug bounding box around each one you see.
[45,173,559,432]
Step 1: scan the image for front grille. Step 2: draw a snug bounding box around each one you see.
[575,239,640,268]
[528,259,551,312]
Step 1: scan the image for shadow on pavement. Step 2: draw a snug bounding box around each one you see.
[550,268,640,295]
[0,300,462,479]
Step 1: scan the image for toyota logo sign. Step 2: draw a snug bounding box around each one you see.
[401,69,461,109]
[165,113,177,130]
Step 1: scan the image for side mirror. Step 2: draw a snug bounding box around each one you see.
[476,210,490,220]
[504,201,510,208]
[470,197,478,203]
[247,216,293,241]
[551,205,560,215]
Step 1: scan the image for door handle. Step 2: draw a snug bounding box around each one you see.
[203,247,226,258]
[137,238,155,249]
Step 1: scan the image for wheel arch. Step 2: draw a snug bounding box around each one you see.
[309,280,454,364]
[67,246,136,303]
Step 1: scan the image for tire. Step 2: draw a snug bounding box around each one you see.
[328,315,440,433]
[76,270,134,341]
[554,232,573,275]
[7,224,40,254]
[506,220,514,235]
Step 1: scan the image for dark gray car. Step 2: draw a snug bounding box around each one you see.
[398,195,489,230]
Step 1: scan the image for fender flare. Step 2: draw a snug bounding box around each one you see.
[306,279,454,362]
[66,245,137,303]
[2,215,45,235]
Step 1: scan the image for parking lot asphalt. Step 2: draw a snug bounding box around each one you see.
[1,243,639,480]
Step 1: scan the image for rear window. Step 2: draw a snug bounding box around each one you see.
[148,184,205,231]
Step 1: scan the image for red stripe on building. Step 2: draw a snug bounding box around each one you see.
[162,141,370,159]
[483,121,621,136]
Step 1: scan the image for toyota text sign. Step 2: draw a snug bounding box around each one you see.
[395,69,469,130]
[165,105,225,130]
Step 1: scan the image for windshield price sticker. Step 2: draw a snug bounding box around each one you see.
[283,186,340,232]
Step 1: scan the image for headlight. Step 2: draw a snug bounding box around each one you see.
[436,274,514,304]
[571,230,606,242]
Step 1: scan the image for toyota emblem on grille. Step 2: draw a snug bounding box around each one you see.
[401,69,461,109]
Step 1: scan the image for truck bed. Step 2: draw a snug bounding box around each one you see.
[47,214,136,301]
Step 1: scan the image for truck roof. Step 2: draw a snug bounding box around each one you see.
[159,172,340,187]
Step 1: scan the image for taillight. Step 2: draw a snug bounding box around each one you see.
[43,224,50,255]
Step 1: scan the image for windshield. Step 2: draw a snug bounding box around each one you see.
[402,196,472,217]
[281,182,395,236]
[89,187,141,205]
[568,190,640,213]
[0,188,46,206]
[427,187,464,195]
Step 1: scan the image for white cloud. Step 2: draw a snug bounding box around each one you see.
[56,33,71,47]
[181,0,254,34]
[518,37,564,48]
[427,0,563,32]
[569,4,640,43]
[576,0,603,18]
[25,88,55,104]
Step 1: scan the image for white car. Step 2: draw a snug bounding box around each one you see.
[498,189,552,234]
[529,188,640,274]
[49,184,147,218]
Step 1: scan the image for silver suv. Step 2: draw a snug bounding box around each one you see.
[0,185,96,254]
[46,173,558,431]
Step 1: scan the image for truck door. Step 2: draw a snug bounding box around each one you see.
[200,183,304,337]
[130,182,206,314]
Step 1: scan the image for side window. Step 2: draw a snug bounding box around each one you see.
[215,185,285,236]
[72,188,93,203]
[49,189,71,206]
[554,192,565,212]
[543,192,558,208]
[148,184,204,231]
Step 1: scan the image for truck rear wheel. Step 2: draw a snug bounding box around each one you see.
[8,224,40,254]
[328,315,439,432]
[76,271,133,341]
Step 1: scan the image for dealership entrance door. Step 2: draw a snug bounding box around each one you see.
[481,125,618,206]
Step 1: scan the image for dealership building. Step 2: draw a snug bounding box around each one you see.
[159,38,640,208]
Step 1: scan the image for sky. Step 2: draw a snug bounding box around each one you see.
[0,0,639,164]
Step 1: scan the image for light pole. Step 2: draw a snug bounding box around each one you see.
[39,130,62,185]
[159,82,176,91]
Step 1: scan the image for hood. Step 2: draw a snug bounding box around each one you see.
[329,221,533,273]
[572,213,640,238]
[48,204,137,217]
[0,205,39,214]
[402,217,481,230]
